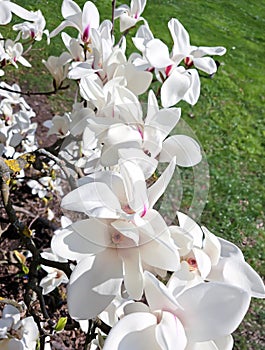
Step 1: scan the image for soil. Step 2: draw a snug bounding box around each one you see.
[0,94,87,349]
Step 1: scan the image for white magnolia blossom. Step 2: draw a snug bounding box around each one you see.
[40,249,69,295]
[1,39,31,68]
[13,10,49,42]
[42,52,72,89]
[52,159,180,319]
[49,0,100,43]
[114,0,147,32]
[103,271,250,349]
[168,18,226,74]
[0,304,39,350]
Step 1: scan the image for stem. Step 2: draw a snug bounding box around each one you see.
[0,84,69,97]
[111,0,116,36]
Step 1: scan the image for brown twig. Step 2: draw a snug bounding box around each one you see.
[111,0,116,36]
[0,84,69,97]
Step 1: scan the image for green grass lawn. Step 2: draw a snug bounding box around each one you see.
[3,0,265,349]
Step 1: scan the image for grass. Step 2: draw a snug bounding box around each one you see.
[2,0,265,349]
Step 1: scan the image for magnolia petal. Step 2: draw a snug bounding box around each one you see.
[118,148,158,180]
[222,257,265,298]
[0,3,12,25]
[161,70,191,108]
[176,282,251,342]
[51,227,97,261]
[145,39,173,68]
[132,24,154,52]
[68,250,123,319]
[70,219,111,252]
[6,2,37,21]
[193,247,212,278]
[61,0,81,18]
[160,135,202,167]
[214,335,234,350]
[194,46,227,57]
[120,160,148,214]
[148,157,176,209]
[103,312,160,350]
[61,182,121,218]
[49,20,76,38]
[119,14,137,32]
[207,238,265,298]
[145,89,159,124]
[139,211,179,271]
[202,226,221,265]
[193,57,217,75]
[144,271,182,313]
[176,212,203,248]
[115,63,152,95]
[118,248,144,299]
[156,311,187,350]
[111,220,139,245]
[146,107,181,140]
[168,18,191,57]
[82,1,100,37]
[183,69,201,105]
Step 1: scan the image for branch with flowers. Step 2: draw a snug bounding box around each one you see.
[0,0,264,349]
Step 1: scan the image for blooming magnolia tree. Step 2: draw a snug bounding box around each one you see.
[0,0,264,349]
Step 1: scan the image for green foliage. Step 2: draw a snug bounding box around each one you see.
[54,316,68,332]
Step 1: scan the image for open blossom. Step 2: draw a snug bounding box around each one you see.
[168,18,226,75]
[103,271,250,349]
[114,0,147,32]
[42,52,72,89]
[1,39,31,68]
[40,249,69,295]
[52,160,180,319]
[13,10,49,42]
[168,212,265,299]
[0,304,39,350]
[49,0,100,43]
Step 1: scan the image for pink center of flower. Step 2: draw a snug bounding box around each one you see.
[165,64,173,77]
[112,231,123,244]
[134,11,139,19]
[184,56,193,67]
[122,204,135,214]
[82,24,90,43]
[187,257,198,271]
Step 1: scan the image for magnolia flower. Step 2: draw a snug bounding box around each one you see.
[169,211,221,280]
[0,304,39,350]
[40,250,69,295]
[81,90,201,178]
[168,18,226,75]
[1,39,31,68]
[43,113,71,137]
[42,52,71,89]
[103,271,250,349]
[49,0,100,43]
[52,160,180,319]
[207,237,265,298]
[114,0,147,32]
[13,10,49,42]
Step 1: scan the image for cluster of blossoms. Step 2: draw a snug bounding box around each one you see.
[0,0,264,349]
